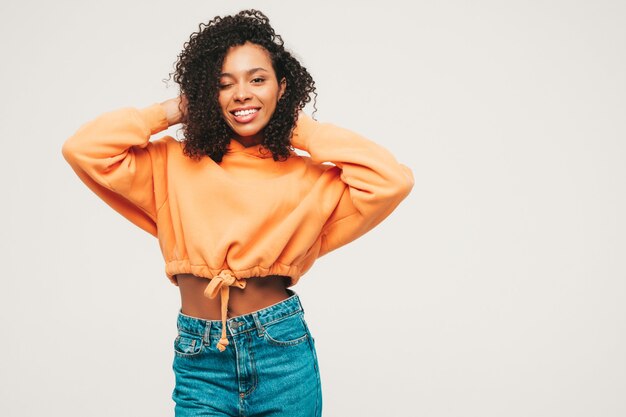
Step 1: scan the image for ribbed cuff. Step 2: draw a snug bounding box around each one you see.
[139,102,170,135]
[291,112,322,151]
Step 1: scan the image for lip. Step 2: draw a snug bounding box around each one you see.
[230,106,261,114]
[230,107,260,124]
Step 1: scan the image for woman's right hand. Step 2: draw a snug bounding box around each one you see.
[160,94,188,126]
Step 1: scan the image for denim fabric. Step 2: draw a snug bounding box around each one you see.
[172,289,323,416]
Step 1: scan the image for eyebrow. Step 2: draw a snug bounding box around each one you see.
[220,67,269,78]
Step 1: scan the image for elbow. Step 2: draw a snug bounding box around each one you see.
[386,178,413,206]
[388,163,415,201]
[61,136,77,163]
[358,164,415,209]
[399,164,415,197]
[61,134,88,167]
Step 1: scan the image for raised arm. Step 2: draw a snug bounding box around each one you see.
[290,112,415,257]
[60,97,185,236]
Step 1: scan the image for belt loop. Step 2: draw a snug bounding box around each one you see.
[252,312,265,337]
[294,292,304,314]
[203,320,212,345]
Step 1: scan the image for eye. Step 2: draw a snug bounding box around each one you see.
[252,78,265,84]
[218,83,232,89]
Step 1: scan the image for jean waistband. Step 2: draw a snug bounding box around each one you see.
[176,288,303,338]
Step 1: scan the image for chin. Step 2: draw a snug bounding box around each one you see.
[233,127,263,138]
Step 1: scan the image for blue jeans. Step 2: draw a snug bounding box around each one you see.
[172,289,323,416]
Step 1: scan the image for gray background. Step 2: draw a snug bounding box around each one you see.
[1,0,625,416]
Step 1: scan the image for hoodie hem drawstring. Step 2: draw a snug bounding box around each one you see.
[203,269,247,352]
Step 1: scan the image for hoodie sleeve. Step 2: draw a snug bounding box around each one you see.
[61,103,170,237]
[290,112,415,257]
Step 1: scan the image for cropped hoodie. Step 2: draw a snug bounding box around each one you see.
[61,103,415,352]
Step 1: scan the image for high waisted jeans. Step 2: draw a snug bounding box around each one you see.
[172,288,323,416]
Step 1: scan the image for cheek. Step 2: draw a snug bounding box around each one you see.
[218,94,229,112]
[262,92,279,111]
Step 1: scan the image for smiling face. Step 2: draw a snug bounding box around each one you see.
[218,42,286,147]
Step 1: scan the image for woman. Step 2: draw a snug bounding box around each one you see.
[62,9,414,417]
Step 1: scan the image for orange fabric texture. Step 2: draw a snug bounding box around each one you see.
[62,103,414,350]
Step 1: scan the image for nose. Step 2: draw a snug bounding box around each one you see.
[234,82,252,102]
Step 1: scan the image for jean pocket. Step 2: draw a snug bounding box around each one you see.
[262,311,309,347]
[173,330,204,358]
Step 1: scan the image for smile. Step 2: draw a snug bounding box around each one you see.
[233,108,259,116]
[231,108,260,124]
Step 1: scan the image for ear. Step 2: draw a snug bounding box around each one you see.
[278,77,287,100]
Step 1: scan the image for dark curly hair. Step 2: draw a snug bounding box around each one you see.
[164,9,317,163]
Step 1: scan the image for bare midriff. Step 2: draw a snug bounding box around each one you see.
[176,273,291,320]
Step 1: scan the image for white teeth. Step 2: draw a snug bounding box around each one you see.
[234,108,258,116]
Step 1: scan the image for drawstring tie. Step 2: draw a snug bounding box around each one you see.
[203,270,247,352]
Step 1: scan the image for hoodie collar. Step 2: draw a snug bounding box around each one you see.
[226,139,274,159]
[226,139,297,159]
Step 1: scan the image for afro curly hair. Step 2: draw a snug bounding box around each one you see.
[165,9,317,163]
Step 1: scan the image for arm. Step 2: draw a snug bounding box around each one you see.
[60,98,184,236]
[291,112,415,257]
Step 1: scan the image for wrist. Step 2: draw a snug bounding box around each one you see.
[139,103,170,135]
[159,98,183,126]
[291,112,321,150]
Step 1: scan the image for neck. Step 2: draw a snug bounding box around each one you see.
[234,134,264,148]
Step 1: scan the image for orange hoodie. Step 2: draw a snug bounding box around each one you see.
[61,102,414,351]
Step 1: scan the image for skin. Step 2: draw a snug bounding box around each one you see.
[158,43,291,320]
[218,41,286,148]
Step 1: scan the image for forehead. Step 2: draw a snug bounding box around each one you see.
[221,42,273,75]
